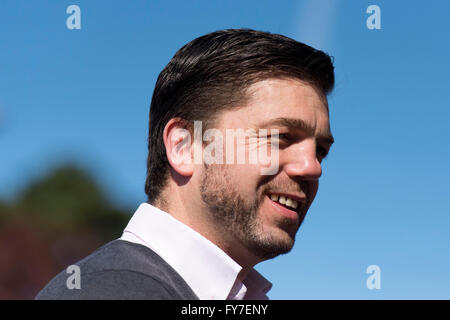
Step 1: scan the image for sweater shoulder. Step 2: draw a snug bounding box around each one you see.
[35,240,198,300]
[36,269,180,300]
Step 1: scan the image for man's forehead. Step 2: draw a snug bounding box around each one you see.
[245,78,328,109]
[216,78,330,130]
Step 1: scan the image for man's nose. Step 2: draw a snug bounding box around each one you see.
[283,142,322,180]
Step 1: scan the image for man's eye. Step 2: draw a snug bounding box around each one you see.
[263,133,292,142]
[278,133,292,140]
[317,146,328,159]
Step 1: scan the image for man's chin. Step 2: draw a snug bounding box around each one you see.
[245,232,296,260]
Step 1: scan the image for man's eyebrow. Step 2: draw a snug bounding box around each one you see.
[256,117,334,145]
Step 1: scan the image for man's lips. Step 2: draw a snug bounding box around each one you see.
[266,192,307,211]
[266,194,302,220]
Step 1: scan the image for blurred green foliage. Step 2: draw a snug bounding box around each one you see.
[0,163,133,299]
[2,163,130,241]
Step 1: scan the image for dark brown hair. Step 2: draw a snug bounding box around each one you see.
[145,28,335,204]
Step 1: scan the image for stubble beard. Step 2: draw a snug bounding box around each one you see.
[200,163,297,261]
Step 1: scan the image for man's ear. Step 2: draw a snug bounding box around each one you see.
[163,118,195,177]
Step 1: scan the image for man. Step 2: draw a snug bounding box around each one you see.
[36,28,335,300]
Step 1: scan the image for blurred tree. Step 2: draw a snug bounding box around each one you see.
[0,163,132,299]
[14,163,129,239]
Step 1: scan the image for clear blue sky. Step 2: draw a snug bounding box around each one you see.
[1,0,449,299]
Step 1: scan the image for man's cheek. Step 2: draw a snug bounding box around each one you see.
[307,183,319,208]
[259,135,280,176]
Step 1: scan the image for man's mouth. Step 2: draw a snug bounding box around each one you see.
[266,192,306,215]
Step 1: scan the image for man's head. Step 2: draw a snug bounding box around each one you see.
[145,29,334,264]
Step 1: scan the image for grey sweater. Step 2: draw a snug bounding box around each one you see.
[35,240,199,300]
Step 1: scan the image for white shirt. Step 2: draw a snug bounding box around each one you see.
[119,202,272,300]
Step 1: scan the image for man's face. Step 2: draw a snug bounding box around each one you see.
[199,78,333,260]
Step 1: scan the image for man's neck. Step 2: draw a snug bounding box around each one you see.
[151,191,262,276]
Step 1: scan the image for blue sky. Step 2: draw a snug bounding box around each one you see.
[1,0,449,299]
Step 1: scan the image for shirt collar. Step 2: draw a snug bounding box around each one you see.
[121,202,272,300]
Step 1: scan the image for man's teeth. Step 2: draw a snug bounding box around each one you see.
[269,194,298,210]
